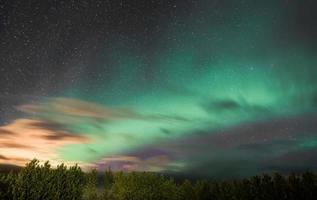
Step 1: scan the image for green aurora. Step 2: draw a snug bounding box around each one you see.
[1,0,317,177]
[56,1,317,161]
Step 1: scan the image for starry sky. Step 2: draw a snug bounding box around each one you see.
[1,0,317,178]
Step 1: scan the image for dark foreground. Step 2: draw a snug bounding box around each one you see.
[0,159,316,200]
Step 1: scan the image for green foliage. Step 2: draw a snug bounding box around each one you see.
[178,179,197,200]
[104,168,114,189]
[82,169,98,200]
[0,172,15,200]
[103,168,114,200]
[9,159,85,200]
[111,172,178,200]
[194,180,212,200]
[1,160,317,200]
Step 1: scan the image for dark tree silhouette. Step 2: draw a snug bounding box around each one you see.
[1,160,317,200]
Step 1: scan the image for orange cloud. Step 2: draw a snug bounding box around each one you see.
[1,97,184,170]
[0,119,89,167]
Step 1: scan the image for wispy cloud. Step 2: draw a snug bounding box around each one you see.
[0,119,89,166]
[2,95,317,177]
[92,154,171,172]
[0,97,187,168]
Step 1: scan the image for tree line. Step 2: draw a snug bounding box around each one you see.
[1,159,317,200]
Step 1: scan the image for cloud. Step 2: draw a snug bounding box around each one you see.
[92,154,171,172]
[1,97,188,168]
[17,97,140,121]
[0,142,33,149]
[202,99,241,112]
[201,98,270,115]
[0,119,89,167]
[236,140,297,154]
[179,113,317,150]
[264,149,317,173]
[27,121,67,133]
[0,155,9,160]
[27,121,89,141]
[2,96,317,176]
[18,97,187,123]
[0,129,16,136]
[126,113,317,177]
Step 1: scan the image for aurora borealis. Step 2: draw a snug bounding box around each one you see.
[1,0,317,178]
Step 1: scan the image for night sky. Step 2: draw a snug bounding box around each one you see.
[1,0,317,178]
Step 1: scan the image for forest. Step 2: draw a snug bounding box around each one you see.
[0,159,317,200]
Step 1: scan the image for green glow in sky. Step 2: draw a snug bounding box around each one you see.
[5,0,316,177]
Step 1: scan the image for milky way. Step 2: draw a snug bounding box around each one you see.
[1,0,317,178]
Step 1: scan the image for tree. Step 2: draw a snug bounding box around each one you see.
[103,168,114,199]
[195,180,212,200]
[83,169,98,200]
[112,172,178,200]
[0,172,15,200]
[260,174,274,200]
[178,179,197,200]
[287,173,301,200]
[272,172,288,200]
[301,171,317,200]
[12,159,85,200]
